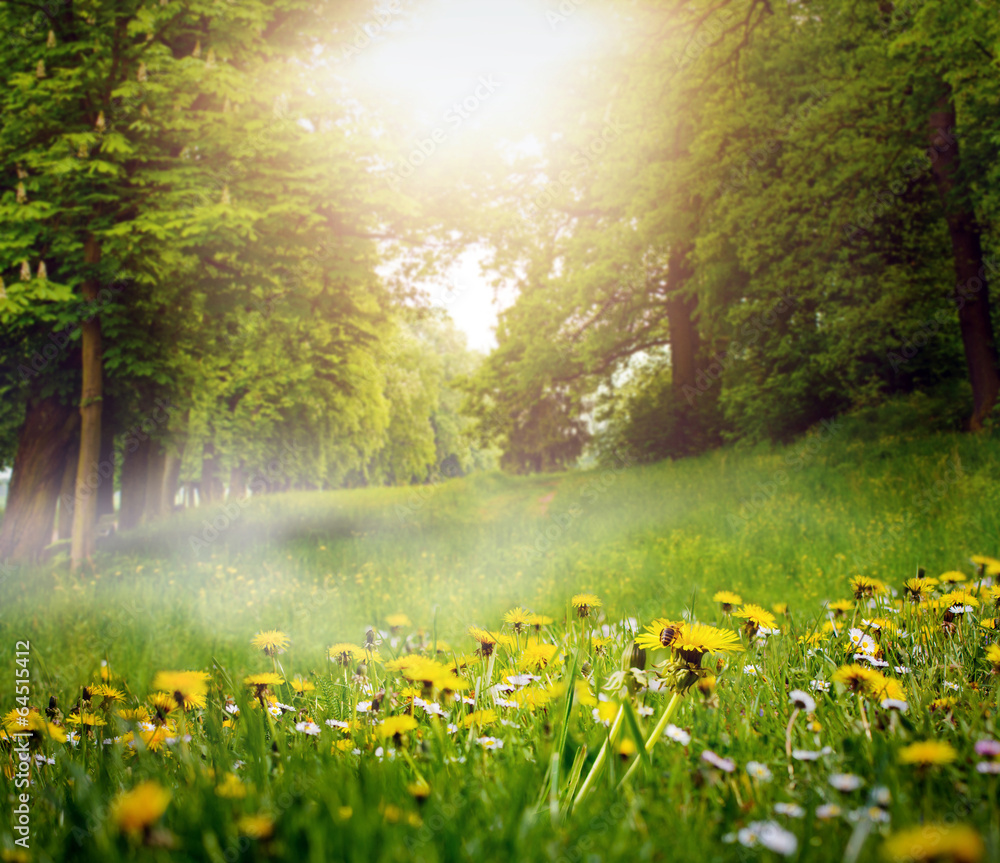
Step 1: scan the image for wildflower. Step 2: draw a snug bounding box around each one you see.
[828,599,854,616]
[385,613,411,630]
[815,804,841,820]
[66,711,106,728]
[295,721,321,736]
[378,715,418,740]
[789,690,816,712]
[216,773,247,798]
[929,697,958,712]
[974,739,1000,759]
[712,590,743,612]
[850,576,886,599]
[90,684,125,706]
[520,642,559,671]
[468,627,500,657]
[880,698,908,712]
[792,747,833,761]
[810,679,831,692]
[985,644,1000,673]
[773,602,789,616]
[746,761,773,782]
[743,664,761,676]
[528,613,553,631]
[243,673,284,701]
[250,630,290,657]
[848,628,879,655]
[571,594,602,618]
[734,604,777,636]
[502,607,532,633]
[701,750,736,772]
[237,814,275,839]
[881,824,984,863]
[477,736,504,750]
[664,724,690,745]
[328,643,365,667]
[898,740,957,767]
[635,618,685,651]
[291,676,315,694]
[151,670,210,710]
[738,821,797,857]
[829,773,863,791]
[903,578,931,602]
[774,802,805,818]
[112,781,171,835]
[938,571,967,585]
[831,663,882,695]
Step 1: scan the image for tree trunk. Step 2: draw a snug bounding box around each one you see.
[664,240,699,393]
[926,85,1000,430]
[228,461,247,500]
[119,432,151,531]
[70,235,103,571]
[162,447,184,513]
[96,397,116,520]
[201,443,223,504]
[0,397,79,562]
[57,432,80,541]
[143,444,167,523]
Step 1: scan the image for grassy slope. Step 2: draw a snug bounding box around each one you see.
[2,424,997,689]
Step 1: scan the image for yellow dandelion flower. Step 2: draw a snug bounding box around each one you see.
[882,824,983,863]
[571,594,602,618]
[984,644,1000,672]
[250,630,290,657]
[898,740,958,766]
[385,613,411,630]
[734,604,777,634]
[828,599,854,616]
[929,697,958,712]
[850,576,887,599]
[66,711,106,727]
[831,663,883,695]
[634,618,684,652]
[527,613,554,630]
[772,602,789,616]
[243,673,284,694]
[148,692,179,722]
[712,590,743,611]
[328,644,365,667]
[90,684,125,704]
[215,773,247,798]
[670,623,743,664]
[112,781,171,834]
[520,642,560,671]
[151,670,210,710]
[903,578,931,601]
[938,571,967,585]
[378,715,418,739]
[237,814,275,839]
[979,618,998,631]
[502,607,532,632]
[460,709,497,728]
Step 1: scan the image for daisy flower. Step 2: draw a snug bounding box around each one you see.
[664,724,690,745]
[773,802,805,818]
[829,773,863,792]
[295,720,321,736]
[478,736,504,750]
[701,750,736,772]
[746,761,773,782]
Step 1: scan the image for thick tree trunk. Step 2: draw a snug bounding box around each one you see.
[162,448,184,514]
[228,461,247,500]
[70,235,103,570]
[664,241,699,393]
[0,397,79,562]
[57,433,80,541]
[143,444,167,523]
[927,86,1000,430]
[96,397,116,520]
[119,432,152,531]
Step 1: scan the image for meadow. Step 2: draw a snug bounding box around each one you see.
[2,418,1000,863]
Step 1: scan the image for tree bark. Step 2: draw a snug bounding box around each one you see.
[96,396,116,520]
[0,396,79,562]
[143,444,167,523]
[162,447,184,514]
[119,432,151,531]
[70,235,103,570]
[664,240,700,393]
[57,432,80,541]
[926,85,1000,430]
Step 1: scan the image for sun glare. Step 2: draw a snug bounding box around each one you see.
[352,0,603,124]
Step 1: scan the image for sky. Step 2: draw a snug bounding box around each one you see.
[431,250,500,354]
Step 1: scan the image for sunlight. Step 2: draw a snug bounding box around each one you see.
[352,0,603,123]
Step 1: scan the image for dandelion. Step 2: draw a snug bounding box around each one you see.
[519,642,559,671]
[243,672,283,701]
[734,604,777,637]
[831,663,883,695]
[528,613,553,631]
[328,643,365,667]
[712,590,742,612]
[237,814,275,839]
[789,690,816,712]
[377,715,418,741]
[502,607,531,633]
[468,627,500,657]
[571,594,602,618]
[385,613,411,630]
[291,676,315,694]
[151,670,210,710]
[898,740,957,767]
[828,599,854,616]
[850,576,886,599]
[984,644,1000,673]
[881,824,984,863]
[250,630,290,657]
[112,781,170,835]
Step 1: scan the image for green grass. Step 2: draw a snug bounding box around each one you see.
[1,423,1000,862]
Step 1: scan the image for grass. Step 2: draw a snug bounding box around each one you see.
[1,421,1000,862]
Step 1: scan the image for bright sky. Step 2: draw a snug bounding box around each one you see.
[346,0,604,354]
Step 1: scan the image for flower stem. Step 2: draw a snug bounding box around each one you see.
[785,707,800,778]
[571,705,625,811]
[617,691,683,788]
